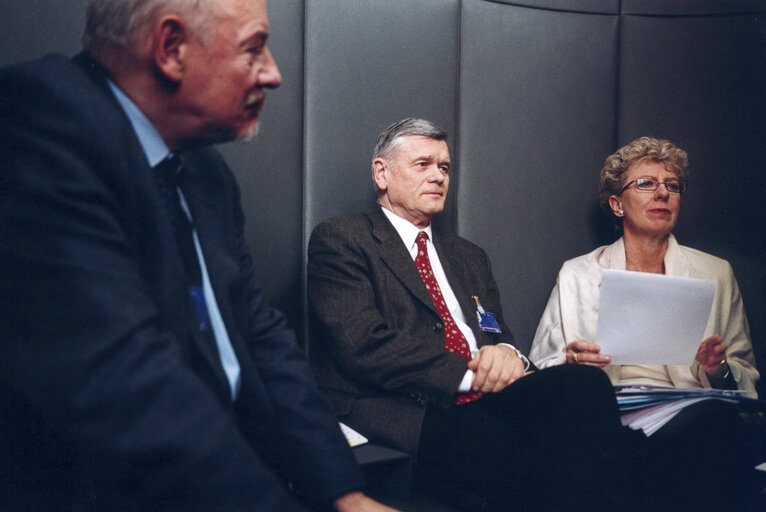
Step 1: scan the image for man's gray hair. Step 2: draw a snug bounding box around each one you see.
[83,0,224,69]
[372,118,448,162]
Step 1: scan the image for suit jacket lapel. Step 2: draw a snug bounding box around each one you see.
[369,210,480,336]
[434,235,483,339]
[369,211,439,316]
[182,165,280,405]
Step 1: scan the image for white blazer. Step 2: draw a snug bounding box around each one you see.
[529,235,759,397]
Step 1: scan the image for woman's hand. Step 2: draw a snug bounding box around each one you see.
[566,341,611,368]
[696,335,729,379]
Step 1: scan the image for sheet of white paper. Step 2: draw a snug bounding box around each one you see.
[596,269,716,365]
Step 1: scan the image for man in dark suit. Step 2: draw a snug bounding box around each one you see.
[307,118,638,511]
[0,1,394,511]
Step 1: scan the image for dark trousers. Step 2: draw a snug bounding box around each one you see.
[415,365,633,512]
[634,399,761,512]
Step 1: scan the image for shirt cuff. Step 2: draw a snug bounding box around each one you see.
[457,370,474,393]
[500,343,531,371]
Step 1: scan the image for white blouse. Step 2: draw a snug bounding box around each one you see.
[529,235,759,397]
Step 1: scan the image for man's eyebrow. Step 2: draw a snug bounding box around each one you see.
[409,155,450,167]
[240,30,269,48]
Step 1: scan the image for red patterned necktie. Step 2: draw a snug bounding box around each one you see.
[415,231,481,404]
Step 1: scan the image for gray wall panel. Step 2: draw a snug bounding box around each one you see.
[619,12,766,392]
[482,0,618,14]
[621,0,764,15]
[0,0,87,64]
[458,1,619,351]
[2,0,765,391]
[222,0,306,335]
[303,0,460,235]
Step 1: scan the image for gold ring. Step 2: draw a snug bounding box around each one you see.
[573,352,579,364]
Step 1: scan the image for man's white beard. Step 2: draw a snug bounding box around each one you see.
[238,120,261,143]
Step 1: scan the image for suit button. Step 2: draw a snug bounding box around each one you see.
[432,322,443,332]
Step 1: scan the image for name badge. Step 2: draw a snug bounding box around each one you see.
[472,296,502,333]
[189,286,210,331]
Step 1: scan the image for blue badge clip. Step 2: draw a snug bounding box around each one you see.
[472,296,502,333]
[189,286,210,331]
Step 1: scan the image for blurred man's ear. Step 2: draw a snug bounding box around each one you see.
[152,16,189,84]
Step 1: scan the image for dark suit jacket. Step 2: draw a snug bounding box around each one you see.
[307,211,518,455]
[0,53,362,511]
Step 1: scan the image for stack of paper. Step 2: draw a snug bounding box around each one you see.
[616,385,746,436]
[597,269,716,365]
[339,422,369,447]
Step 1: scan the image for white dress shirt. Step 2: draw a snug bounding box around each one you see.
[381,207,481,392]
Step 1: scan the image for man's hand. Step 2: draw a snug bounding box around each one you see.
[334,491,400,512]
[695,335,729,379]
[467,345,527,393]
[566,340,610,368]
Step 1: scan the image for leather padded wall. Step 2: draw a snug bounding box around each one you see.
[458,0,619,351]
[0,0,87,61]
[221,0,305,333]
[2,0,765,394]
[618,5,766,384]
[303,0,460,234]
[484,0,617,14]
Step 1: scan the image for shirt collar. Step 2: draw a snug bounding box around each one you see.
[605,234,690,276]
[662,234,692,276]
[107,79,171,167]
[380,206,433,251]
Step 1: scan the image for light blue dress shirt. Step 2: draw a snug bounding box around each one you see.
[108,81,242,400]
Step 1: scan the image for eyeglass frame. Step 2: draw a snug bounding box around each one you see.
[618,176,687,195]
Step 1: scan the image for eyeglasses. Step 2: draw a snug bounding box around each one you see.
[619,176,686,195]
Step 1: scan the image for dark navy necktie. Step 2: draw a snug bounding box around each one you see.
[153,154,202,287]
[153,154,212,333]
[153,155,241,398]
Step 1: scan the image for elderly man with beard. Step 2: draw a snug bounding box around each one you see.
[0,1,394,510]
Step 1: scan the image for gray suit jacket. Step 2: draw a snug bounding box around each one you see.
[307,210,517,454]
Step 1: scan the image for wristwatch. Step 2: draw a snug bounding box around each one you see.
[503,343,531,371]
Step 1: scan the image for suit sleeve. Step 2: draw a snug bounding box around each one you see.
[0,58,325,510]
[307,219,470,407]
[226,179,365,504]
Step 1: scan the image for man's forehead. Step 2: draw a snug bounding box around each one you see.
[219,0,271,36]
[398,136,450,158]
